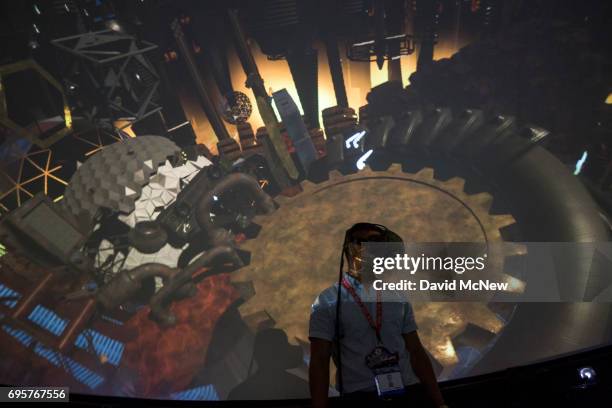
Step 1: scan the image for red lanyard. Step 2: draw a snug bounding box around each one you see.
[341,277,382,342]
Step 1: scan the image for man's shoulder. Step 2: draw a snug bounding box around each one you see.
[311,284,339,310]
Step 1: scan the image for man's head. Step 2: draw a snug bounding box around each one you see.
[343,223,403,282]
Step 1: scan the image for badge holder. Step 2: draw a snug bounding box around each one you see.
[366,345,406,399]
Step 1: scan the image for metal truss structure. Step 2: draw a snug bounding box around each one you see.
[51,30,161,129]
[0,60,72,149]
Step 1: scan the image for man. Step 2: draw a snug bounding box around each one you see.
[309,223,446,407]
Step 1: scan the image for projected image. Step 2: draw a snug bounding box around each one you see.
[0,0,611,404]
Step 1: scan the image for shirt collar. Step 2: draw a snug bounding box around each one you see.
[343,272,363,289]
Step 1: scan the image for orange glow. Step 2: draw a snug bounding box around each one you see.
[370,60,389,88]
[114,120,137,138]
[229,41,340,130]
[183,40,462,151]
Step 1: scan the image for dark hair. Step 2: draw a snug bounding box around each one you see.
[343,223,403,258]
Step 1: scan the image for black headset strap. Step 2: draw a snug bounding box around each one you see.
[335,223,391,397]
[335,236,346,396]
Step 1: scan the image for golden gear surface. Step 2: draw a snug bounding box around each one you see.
[232,164,525,367]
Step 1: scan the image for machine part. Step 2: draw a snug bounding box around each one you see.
[155,159,221,245]
[0,59,72,149]
[127,221,167,254]
[231,102,608,375]
[195,173,276,248]
[221,91,253,125]
[51,30,161,128]
[149,246,244,326]
[322,106,358,136]
[91,152,212,281]
[322,0,349,108]
[119,155,212,230]
[227,9,299,180]
[171,19,232,142]
[0,193,87,269]
[61,136,180,222]
[0,146,69,213]
[237,122,260,155]
[232,164,519,367]
[96,262,178,311]
[250,128,292,191]
[272,89,318,172]
[217,137,243,163]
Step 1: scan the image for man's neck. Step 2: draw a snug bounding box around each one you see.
[346,271,375,293]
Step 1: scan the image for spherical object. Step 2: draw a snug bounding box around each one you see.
[579,367,596,382]
[221,91,252,125]
[128,221,168,254]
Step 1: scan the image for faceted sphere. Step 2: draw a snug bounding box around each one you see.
[221,91,252,125]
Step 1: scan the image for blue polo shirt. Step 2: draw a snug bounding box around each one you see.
[309,274,419,393]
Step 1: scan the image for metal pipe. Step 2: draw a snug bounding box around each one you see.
[171,19,230,140]
[226,10,267,100]
[149,246,244,325]
[323,0,349,108]
[96,263,177,311]
[226,9,299,179]
[195,173,276,246]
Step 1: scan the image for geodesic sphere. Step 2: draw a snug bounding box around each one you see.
[221,91,252,125]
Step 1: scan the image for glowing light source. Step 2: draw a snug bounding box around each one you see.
[106,20,122,32]
[64,106,72,128]
[606,93,612,104]
[574,150,588,175]
[356,149,374,170]
[579,367,595,381]
[578,366,597,388]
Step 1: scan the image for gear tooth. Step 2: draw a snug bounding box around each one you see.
[487,229,502,241]
[274,195,290,206]
[445,177,466,193]
[505,243,527,257]
[498,273,527,293]
[492,214,516,229]
[414,167,435,180]
[300,180,317,194]
[230,268,252,283]
[250,214,273,226]
[354,166,375,177]
[386,163,403,175]
[230,279,256,301]
[466,304,505,334]
[238,239,256,252]
[237,301,263,319]
[327,170,343,182]
[434,336,459,366]
[467,192,494,211]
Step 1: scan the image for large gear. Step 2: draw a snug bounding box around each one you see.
[232,164,526,368]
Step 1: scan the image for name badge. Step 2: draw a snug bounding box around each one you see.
[365,346,405,398]
[375,371,405,398]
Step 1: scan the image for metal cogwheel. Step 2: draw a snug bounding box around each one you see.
[231,164,527,368]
